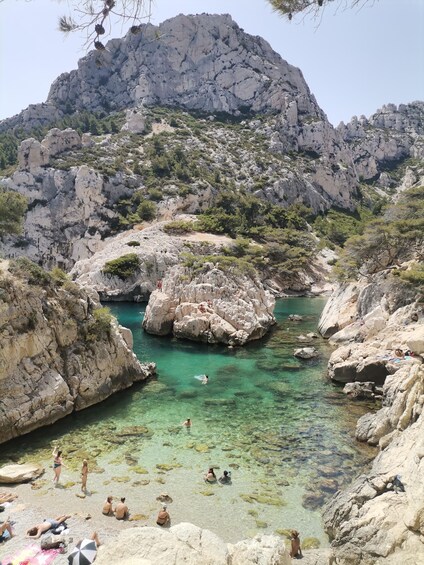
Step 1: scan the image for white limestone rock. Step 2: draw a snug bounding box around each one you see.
[143,264,276,345]
[294,347,318,359]
[0,463,44,483]
[229,534,291,564]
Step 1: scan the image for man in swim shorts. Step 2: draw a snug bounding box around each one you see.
[27,515,70,538]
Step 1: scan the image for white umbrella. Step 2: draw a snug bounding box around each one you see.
[68,538,97,565]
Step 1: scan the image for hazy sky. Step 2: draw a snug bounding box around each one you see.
[0,0,423,125]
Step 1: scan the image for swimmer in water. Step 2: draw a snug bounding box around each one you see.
[201,375,209,385]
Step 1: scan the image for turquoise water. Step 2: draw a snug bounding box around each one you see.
[0,298,376,544]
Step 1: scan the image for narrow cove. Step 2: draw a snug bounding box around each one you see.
[0,298,376,544]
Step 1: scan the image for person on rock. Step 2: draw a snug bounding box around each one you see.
[114,497,129,520]
[156,504,170,527]
[289,530,302,558]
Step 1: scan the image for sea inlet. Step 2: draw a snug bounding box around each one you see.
[0,298,376,544]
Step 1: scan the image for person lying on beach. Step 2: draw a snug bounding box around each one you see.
[114,497,129,520]
[0,493,18,505]
[26,515,70,538]
[0,520,14,543]
[102,496,114,516]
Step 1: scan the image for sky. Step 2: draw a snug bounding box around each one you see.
[0,0,423,125]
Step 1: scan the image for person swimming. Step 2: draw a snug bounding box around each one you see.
[201,375,209,385]
[204,468,217,483]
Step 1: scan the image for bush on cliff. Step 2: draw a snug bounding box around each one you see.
[102,253,141,280]
[0,189,28,237]
[86,307,113,341]
[335,185,424,280]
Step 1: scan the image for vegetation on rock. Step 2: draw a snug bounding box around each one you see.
[0,189,28,237]
[102,253,141,279]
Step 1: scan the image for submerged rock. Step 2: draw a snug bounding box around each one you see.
[294,347,319,359]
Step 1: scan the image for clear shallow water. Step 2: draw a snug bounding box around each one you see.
[1,298,376,544]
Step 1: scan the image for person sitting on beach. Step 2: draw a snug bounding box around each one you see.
[26,515,70,539]
[289,530,302,558]
[102,496,114,516]
[0,520,14,543]
[156,504,170,527]
[219,470,232,484]
[395,349,404,358]
[201,375,209,385]
[182,418,191,428]
[114,497,129,520]
[204,468,217,483]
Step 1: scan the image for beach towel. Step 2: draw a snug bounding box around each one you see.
[0,545,59,565]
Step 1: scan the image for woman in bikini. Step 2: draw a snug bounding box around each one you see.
[52,447,65,484]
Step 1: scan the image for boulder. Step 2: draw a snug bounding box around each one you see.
[343,381,376,400]
[229,534,291,564]
[143,264,275,345]
[406,326,424,355]
[318,283,359,337]
[288,314,303,321]
[0,463,44,483]
[294,347,318,359]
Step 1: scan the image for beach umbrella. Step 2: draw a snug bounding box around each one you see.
[68,538,97,565]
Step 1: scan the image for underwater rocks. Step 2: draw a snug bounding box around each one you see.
[294,347,319,359]
[143,264,276,345]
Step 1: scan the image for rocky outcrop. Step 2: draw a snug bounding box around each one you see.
[0,259,155,444]
[95,522,291,565]
[319,270,424,564]
[339,101,424,190]
[142,263,276,345]
[0,463,44,483]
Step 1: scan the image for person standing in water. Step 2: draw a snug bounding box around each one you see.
[182,418,192,428]
[52,447,65,484]
[81,459,89,492]
[201,375,209,385]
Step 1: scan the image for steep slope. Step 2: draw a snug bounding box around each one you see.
[0,258,155,444]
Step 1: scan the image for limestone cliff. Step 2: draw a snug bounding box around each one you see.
[0,259,155,444]
[318,272,424,564]
[142,263,276,345]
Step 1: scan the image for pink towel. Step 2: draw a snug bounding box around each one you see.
[1,545,60,565]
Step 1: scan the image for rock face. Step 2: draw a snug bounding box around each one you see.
[0,259,155,444]
[339,102,424,189]
[319,270,424,564]
[142,263,276,345]
[95,522,291,565]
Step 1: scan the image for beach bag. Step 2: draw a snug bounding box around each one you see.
[41,534,65,550]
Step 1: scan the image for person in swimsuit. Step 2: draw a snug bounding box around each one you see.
[289,530,302,558]
[102,496,114,516]
[0,520,14,543]
[204,468,217,483]
[52,447,65,484]
[114,497,129,520]
[201,375,209,385]
[219,470,232,484]
[27,515,70,538]
[81,459,89,492]
[156,504,170,527]
[182,418,191,428]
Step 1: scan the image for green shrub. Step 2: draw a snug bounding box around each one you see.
[163,221,194,235]
[9,257,52,286]
[50,267,69,285]
[127,240,141,247]
[137,200,157,221]
[86,307,113,341]
[102,253,141,280]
